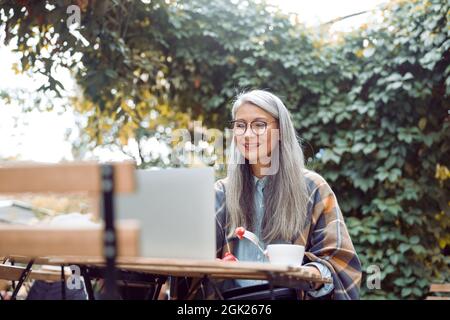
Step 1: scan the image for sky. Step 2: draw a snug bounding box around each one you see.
[0,0,386,163]
[269,0,385,29]
[0,44,76,162]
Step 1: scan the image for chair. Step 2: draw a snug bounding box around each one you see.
[0,161,138,300]
[426,283,450,300]
[221,283,299,300]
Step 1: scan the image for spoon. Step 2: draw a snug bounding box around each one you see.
[235,227,267,256]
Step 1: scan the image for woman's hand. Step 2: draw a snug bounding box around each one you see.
[301,265,324,290]
[0,290,11,300]
[216,252,238,262]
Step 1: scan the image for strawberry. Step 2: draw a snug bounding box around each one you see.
[235,226,246,240]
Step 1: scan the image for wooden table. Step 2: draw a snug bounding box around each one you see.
[4,255,332,300]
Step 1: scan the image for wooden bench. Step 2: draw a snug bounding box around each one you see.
[0,263,75,300]
[0,264,69,282]
[0,222,139,257]
[0,161,138,299]
[426,283,450,300]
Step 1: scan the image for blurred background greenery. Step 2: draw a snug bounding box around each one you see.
[0,0,449,299]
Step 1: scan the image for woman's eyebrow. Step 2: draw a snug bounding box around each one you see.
[234,117,269,121]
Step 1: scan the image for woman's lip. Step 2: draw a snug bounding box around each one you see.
[243,143,260,149]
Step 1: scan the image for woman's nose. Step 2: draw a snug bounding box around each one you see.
[243,124,256,138]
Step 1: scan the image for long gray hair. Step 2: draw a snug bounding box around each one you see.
[226,90,309,243]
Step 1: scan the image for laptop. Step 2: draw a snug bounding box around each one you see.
[115,167,216,260]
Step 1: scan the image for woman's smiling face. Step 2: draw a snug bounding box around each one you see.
[234,103,279,164]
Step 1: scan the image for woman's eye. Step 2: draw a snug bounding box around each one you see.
[254,122,266,128]
[235,123,246,128]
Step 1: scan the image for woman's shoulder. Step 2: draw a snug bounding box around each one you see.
[302,168,331,194]
[214,177,229,193]
[214,178,228,213]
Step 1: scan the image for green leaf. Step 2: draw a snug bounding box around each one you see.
[367,234,377,244]
[375,170,389,182]
[390,254,399,265]
[401,288,412,297]
[321,149,340,164]
[363,143,377,154]
[388,168,402,182]
[353,176,375,192]
[410,236,420,245]
[387,81,403,90]
[398,243,410,253]
[351,143,365,153]
[412,245,426,255]
[412,288,423,297]
[105,69,118,78]
[398,131,413,143]
[403,267,412,277]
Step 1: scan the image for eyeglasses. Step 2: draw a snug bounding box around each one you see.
[229,120,277,136]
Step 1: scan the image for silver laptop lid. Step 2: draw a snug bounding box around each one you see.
[116,167,216,260]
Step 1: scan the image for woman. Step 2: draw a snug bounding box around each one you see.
[213,89,361,300]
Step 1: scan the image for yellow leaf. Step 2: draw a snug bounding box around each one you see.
[12,63,21,75]
[418,117,427,130]
[355,49,364,58]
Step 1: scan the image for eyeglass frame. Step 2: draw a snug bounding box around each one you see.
[228,119,278,136]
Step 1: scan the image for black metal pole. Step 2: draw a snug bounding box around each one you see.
[61,265,66,300]
[11,259,34,300]
[100,164,119,299]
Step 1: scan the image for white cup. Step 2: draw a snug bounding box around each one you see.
[265,244,305,267]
